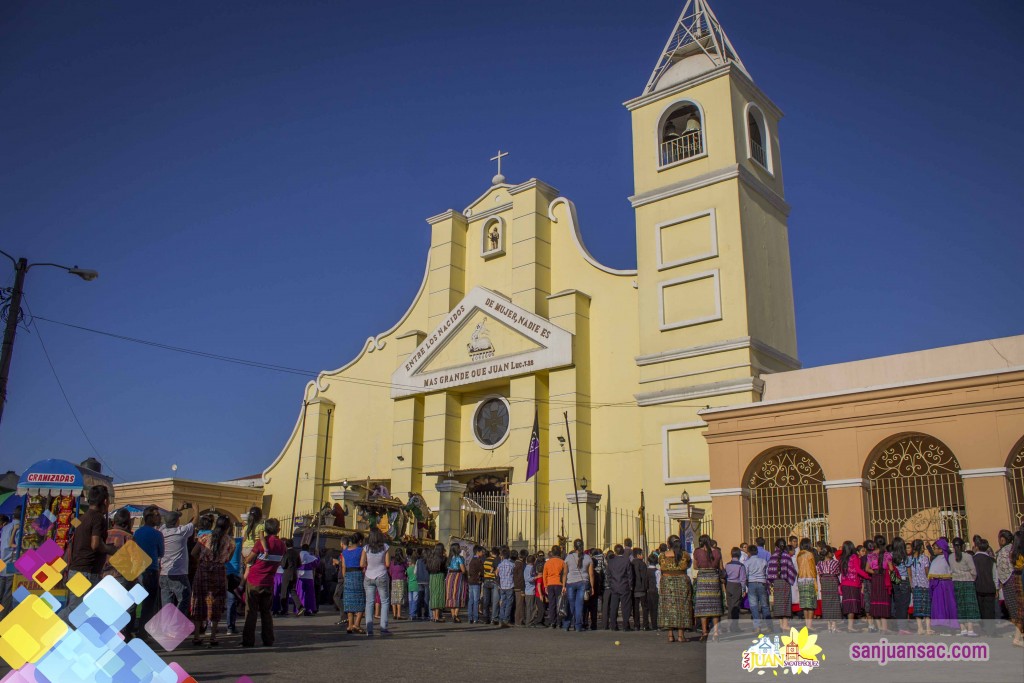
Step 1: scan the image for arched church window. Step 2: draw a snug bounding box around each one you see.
[659,101,704,167]
[746,104,770,171]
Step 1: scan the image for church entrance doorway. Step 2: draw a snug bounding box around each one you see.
[464,472,509,547]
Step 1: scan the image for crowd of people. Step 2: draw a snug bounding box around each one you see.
[317,525,1024,648]
[3,489,1024,651]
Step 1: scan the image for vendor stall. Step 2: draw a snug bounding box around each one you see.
[11,459,115,605]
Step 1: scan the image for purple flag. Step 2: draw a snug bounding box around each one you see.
[526,409,540,480]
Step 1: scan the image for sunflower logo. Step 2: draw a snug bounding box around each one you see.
[779,627,824,674]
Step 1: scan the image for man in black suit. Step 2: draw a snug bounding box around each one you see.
[604,544,634,631]
[631,548,650,630]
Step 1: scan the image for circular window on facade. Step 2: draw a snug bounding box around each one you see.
[473,397,510,448]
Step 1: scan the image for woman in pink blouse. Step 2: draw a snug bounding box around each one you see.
[839,540,870,633]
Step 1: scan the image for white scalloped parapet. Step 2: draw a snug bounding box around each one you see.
[262,251,432,483]
[547,197,637,277]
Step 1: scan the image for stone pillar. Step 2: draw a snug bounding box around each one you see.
[960,468,1011,542]
[565,489,602,548]
[436,478,468,544]
[823,479,868,544]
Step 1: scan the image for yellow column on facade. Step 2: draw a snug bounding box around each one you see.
[509,374,548,544]
[293,396,335,519]
[426,211,468,328]
[421,391,461,509]
[823,480,869,544]
[960,470,1012,542]
[509,181,555,316]
[392,330,426,498]
[546,290,591,506]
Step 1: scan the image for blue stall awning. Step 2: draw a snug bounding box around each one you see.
[17,459,114,499]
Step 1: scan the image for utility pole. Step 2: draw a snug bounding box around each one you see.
[0,258,28,427]
[563,411,585,543]
[0,250,98,427]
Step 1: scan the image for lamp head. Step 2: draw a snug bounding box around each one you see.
[556,436,566,446]
[579,476,588,490]
[68,267,99,282]
[681,490,690,505]
[447,468,455,480]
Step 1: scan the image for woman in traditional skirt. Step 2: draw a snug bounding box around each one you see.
[767,538,797,631]
[866,535,894,633]
[658,534,694,642]
[795,539,818,630]
[388,548,408,621]
[949,537,980,636]
[425,543,447,622]
[691,534,724,641]
[816,546,842,632]
[908,539,932,634]
[444,542,467,622]
[890,537,912,633]
[341,532,366,634]
[927,538,958,631]
[996,528,1024,647]
[190,515,235,646]
[839,540,870,633]
[859,541,874,631]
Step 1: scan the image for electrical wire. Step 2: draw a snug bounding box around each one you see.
[21,299,123,481]
[31,314,716,411]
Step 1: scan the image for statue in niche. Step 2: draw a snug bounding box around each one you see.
[487,223,500,252]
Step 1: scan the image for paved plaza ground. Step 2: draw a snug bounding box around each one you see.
[167,612,706,682]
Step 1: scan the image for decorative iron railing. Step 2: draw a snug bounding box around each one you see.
[866,435,969,541]
[750,139,767,168]
[747,449,830,545]
[660,129,702,166]
[1010,441,1024,528]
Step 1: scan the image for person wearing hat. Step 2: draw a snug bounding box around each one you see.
[160,503,198,617]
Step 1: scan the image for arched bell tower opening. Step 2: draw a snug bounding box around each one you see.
[659,101,704,166]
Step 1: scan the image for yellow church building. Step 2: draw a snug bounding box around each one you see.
[261,0,800,548]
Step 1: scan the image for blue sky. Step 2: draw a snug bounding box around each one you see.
[2,0,1022,483]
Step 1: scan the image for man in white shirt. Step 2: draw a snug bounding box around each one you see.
[160,507,196,616]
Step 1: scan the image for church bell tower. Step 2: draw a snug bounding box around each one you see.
[626,1,799,499]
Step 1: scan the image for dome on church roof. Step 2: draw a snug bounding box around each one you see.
[652,51,719,92]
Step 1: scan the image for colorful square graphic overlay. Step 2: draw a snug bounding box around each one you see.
[0,594,69,668]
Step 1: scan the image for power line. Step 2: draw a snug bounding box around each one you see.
[22,300,123,481]
[32,314,715,411]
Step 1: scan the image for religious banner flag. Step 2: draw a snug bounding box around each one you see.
[526,409,540,480]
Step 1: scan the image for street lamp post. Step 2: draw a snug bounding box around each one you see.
[0,249,98,427]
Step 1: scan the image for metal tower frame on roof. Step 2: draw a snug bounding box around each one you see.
[643,0,749,95]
